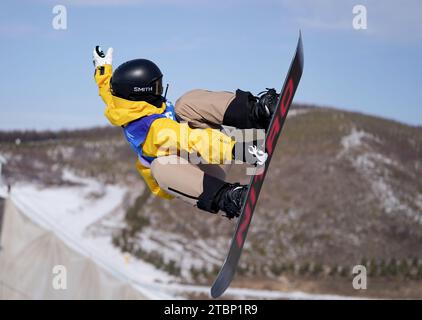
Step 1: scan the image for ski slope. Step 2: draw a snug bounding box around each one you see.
[7,171,362,300]
[10,174,174,300]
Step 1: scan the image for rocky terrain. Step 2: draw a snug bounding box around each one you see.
[1,104,421,298]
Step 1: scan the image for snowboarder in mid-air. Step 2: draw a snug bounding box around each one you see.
[93,33,303,298]
[93,47,278,219]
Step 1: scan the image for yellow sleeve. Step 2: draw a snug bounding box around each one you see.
[142,118,235,164]
[94,66,173,200]
[135,160,174,200]
[94,64,114,108]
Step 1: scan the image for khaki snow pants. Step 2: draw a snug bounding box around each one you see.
[150,89,236,205]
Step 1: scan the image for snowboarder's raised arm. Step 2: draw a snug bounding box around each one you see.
[94,64,114,107]
[93,46,116,116]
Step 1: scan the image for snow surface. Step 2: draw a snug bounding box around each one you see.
[338,128,422,225]
[0,184,6,198]
[137,228,224,279]
[8,170,363,300]
[353,152,420,223]
[338,127,374,159]
[342,128,367,150]
[287,109,309,118]
[163,284,366,300]
[10,172,174,299]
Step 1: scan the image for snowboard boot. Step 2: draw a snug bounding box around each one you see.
[250,88,280,130]
[197,175,248,219]
[222,88,279,131]
[215,183,248,219]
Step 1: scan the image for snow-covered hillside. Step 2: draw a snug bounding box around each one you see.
[1,105,421,299]
[10,172,174,299]
[5,170,362,299]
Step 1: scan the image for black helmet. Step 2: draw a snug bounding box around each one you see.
[111,59,163,101]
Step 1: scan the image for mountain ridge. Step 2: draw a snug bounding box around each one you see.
[1,104,421,297]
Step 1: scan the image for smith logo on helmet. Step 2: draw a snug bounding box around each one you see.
[133,86,154,93]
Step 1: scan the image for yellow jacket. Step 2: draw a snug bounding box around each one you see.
[94,64,235,199]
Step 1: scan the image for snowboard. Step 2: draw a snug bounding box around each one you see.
[210,33,304,298]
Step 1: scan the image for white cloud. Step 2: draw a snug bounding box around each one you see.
[276,0,422,40]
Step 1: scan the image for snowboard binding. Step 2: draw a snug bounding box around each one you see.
[251,88,280,130]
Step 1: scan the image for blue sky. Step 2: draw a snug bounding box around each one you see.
[0,0,421,130]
